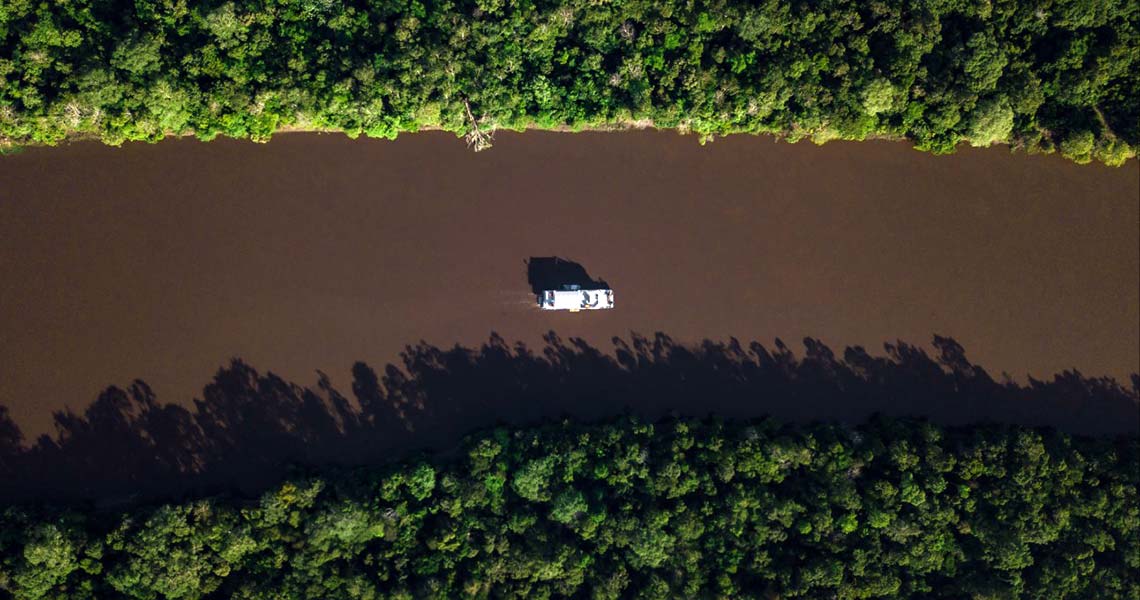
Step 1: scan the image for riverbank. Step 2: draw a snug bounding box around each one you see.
[2,333,1137,504]
[3,120,1135,166]
[2,416,1136,599]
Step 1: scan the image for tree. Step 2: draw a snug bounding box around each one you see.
[967,98,1015,146]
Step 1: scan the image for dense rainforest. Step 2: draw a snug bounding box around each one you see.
[0,0,1137,163]
[1,416,1137,599]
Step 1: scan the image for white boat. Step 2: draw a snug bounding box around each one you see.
[538,285,614,311]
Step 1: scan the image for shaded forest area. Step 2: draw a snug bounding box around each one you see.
[0,0,1137,163]
[1,416,1137,599]
[0,333,1135,505]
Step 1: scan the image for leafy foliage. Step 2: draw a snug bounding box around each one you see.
[1,417,1137,598]
[0,0,1136,163]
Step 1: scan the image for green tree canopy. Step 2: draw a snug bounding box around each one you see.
[1,417,1136,598]
[0,0,1135,164]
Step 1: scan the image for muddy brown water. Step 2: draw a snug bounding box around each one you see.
[1,131,1137,439]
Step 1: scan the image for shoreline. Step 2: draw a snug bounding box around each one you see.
[1,124,1061,165]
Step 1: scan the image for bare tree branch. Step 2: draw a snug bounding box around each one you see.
[463,99,494,152]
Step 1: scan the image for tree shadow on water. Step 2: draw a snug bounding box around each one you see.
[0,333,1135,505]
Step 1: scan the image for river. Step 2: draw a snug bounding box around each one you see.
[1,131,1137,438]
